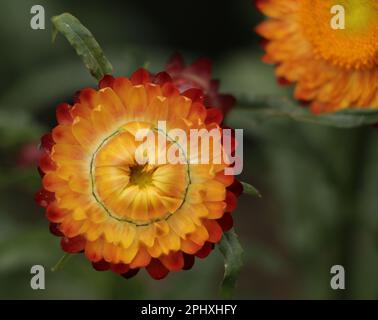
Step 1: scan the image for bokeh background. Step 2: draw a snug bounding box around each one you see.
[1,0,378,299]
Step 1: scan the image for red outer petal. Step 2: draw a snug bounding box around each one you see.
[277,77,291,86]
[131,68,151,85]
[227,179,243,197]
[110,263,130,274]
[187,58,212,79]
[217,212,234,232]
[46,203,66,223]
[195,242,214,259]
[146,259,169,280]
[49,223,64,237]
[40,134,54,153]
[310,102,332,114]
[225,191,238,212]
[74,88,98,106]
[34,188,55,208]
[92,260,111,271]
[61,236,86,253]
[39,152,56,173]
[203,220,223,243]
[259,38,269,50]
[183,254,195,270]
[99,75,115,89]
[122,268,140,279]
[153,72,172,85]
[205,108,224,125]
[182,88,204,103]
[37,167,45,178]
[56,103,73,125]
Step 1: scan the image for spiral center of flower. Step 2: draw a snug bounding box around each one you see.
[90,123,190,226]
[300,0,378,70]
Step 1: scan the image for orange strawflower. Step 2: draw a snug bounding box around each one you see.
[35,69,242,280]
[256,0,378,113]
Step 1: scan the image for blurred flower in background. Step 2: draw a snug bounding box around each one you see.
[256,0,378,113]
[165,54,236,115]
[17,142,42,168]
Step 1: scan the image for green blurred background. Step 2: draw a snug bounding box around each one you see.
[1,0,377,299]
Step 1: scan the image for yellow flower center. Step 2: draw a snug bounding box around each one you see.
[91,122,190,226]
[129,165,155,188]
[300,0,378,69]
[342,0,373,33]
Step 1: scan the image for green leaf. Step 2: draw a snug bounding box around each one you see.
[51,13,113,80]
[218,230,244,299]
[241,181,262,198]
[51,253,73,272]
[229,96,378,129]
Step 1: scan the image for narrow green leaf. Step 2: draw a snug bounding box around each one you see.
[51,253,73,272]
[51,13,113,80]
[218,230,244,299]
[51,23,58,43]
[241,181,261,198]
[229,96,378,128]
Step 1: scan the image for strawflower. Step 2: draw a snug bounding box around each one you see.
[35,68,242,280]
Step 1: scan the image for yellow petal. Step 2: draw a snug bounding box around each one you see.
[168,211,195,238]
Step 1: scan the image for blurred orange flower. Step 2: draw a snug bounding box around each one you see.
[35,69,241,280]
[256,0,378,113]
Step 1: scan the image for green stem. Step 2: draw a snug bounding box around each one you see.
[338,128,369,299]
[51,253,73,272]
